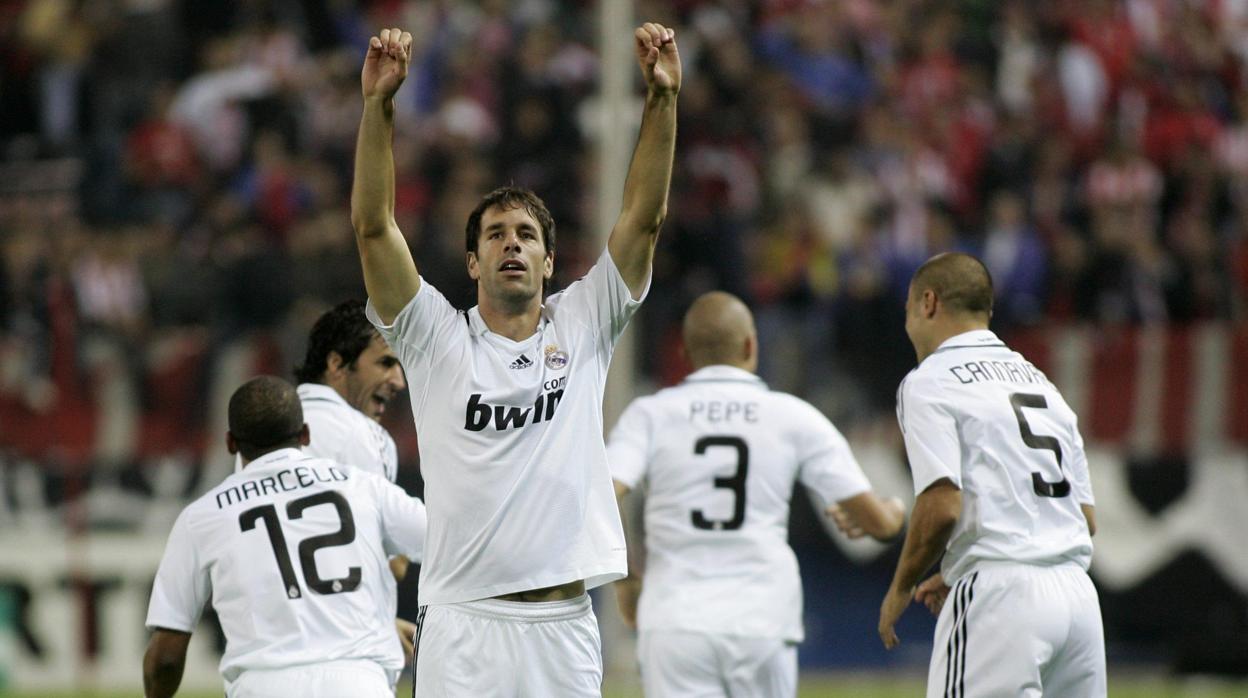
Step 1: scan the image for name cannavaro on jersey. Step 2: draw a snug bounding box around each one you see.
[464,377,567,432]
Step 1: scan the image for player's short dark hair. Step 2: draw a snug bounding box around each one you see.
[293,300,377,384]
[228,376,304,460]
[464,186,556,258]
[911,252,994,319]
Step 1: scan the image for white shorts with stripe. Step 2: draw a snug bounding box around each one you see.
[226,659,394,698]
[927,562,1106,698]
[638,629,797,698]
[412,594,602,697]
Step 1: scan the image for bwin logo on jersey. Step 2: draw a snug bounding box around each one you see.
[464,382,566,432]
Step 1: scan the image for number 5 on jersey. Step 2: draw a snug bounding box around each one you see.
[1009,393,1071,498]
[239,491,361,599]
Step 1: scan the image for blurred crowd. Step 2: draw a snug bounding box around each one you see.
[7,0,1248,428]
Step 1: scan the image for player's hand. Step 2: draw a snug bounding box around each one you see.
[915,574,950,616]
[634,22,680,95]
[827,504,867,539]
[615,578,641,629]
[362,27,412,100]
[396,617,417,660]
[878,584,912,650]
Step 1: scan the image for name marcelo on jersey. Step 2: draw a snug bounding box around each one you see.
[464,377,567,432]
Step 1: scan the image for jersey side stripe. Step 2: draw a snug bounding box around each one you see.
[957,572,978,698]
[410,605,427,698]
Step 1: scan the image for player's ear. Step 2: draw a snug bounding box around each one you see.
[226,431,239,455]
[923,289,939,318]
[298,423,311,447]
[326,351,345,375]
[543,251,554,280]
[467,251,480,280]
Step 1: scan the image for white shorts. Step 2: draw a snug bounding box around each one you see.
[226,659,394,698]
[637,629,797,698]
[927,562,1106,698]
[412,594,602,697]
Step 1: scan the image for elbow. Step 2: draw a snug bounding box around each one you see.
[350,215,389,240]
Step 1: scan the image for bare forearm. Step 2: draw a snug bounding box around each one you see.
[143,655,184,698]
[619,91,677,232]
[888,489,960,593]
[350,97,397,237]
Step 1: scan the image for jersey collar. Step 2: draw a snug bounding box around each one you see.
[932,329,1005,354]
[682,365,768,387]
[296,382,350,409]
[467,305,547,340]
[241,447,305,471]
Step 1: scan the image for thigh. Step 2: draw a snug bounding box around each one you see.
[1042,571,1107,698]
[720,636,796,698]
[519,606,603,698]
[638,630,726,698]
[925,571,1046,698]
[415,605,505,697]
[231,665,392,698]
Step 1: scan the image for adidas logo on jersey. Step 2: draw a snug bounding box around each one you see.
[509,354,534,370]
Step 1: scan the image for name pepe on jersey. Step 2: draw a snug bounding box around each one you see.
[464,376,567,432]
[215,463,349,509]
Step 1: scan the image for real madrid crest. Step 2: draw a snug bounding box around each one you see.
[544,344,569,369]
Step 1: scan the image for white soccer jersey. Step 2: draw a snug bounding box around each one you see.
[368,248,645,605]
[896,329,1094,583]
[298,382,399,482]
[607,365,872,642]
[145,448,426,683]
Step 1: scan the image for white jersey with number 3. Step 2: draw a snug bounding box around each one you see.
[608,365,872,642]
[897,329,1094,583]
[145,449,426,684]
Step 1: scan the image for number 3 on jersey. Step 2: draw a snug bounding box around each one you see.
[690,435,749,531]
[1009,393,1071,498]
[239,491,361,599]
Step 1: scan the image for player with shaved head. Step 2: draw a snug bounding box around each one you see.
[607,291,904,697]
[143,376,426,697]
[880,252,1105,697]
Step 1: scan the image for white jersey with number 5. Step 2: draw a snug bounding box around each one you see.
[145,449,426,684]
[607,365,872,642]
[897,329,1094,583]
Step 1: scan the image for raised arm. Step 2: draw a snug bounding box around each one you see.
[351,27,421,324]
[608,22,681,298]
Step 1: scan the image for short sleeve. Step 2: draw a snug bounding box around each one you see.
[898,372,963,496]
[794,405,871,506]
[606,400,653,489]
[545,249,649,354]
[375,480,427,562]
[367,278,462,366]
[1066,418,1095,506]
[145,509,210,632]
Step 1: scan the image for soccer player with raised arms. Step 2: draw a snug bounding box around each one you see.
[349,21,679,696]
[880,253,1106,697]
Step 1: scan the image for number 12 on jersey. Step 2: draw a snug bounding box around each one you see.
[238,491,361,599]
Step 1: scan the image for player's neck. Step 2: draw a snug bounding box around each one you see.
[920,319,990,362]
[477,294,543,342]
